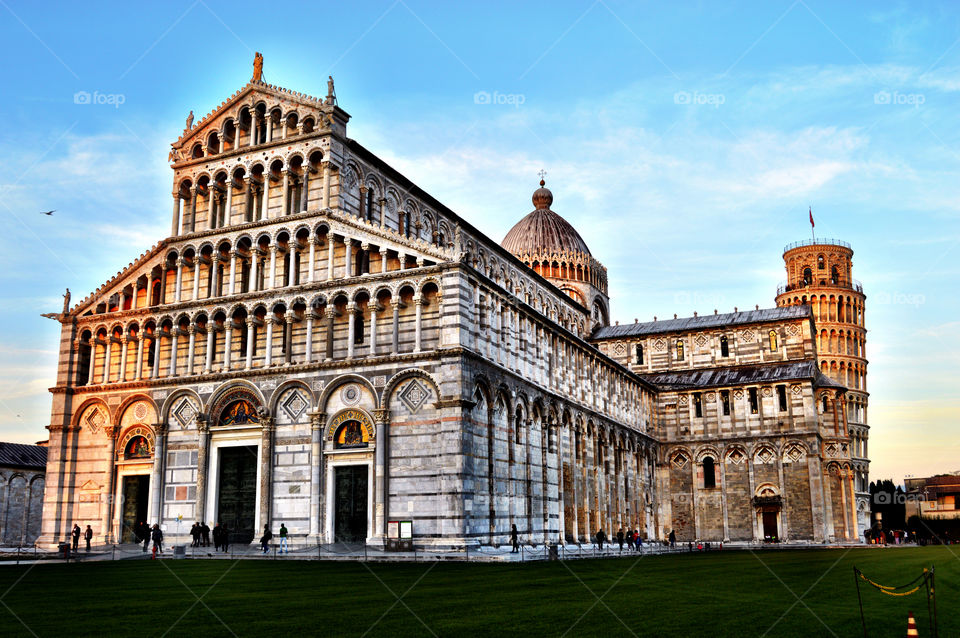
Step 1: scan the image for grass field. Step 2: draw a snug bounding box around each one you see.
[0,546,954,637]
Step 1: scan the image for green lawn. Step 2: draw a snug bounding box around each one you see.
[0,547,954,637]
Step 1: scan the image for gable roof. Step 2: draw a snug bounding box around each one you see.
[640,360,838,391]
[67,240,168,316]
[0,442,47,470]
[593,305,811,340]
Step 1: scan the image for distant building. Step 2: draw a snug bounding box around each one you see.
[905,474,960,521]
[0,442,47,545]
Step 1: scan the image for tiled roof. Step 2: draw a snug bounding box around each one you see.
[640,360,823,391]
[593,305,811,339]
[0,442,47,470]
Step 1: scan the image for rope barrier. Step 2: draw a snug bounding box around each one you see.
[855,568,928,597]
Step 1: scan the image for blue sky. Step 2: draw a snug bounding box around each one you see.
[1,1,958,484]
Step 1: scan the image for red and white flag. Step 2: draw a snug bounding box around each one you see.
[809,207,815,228]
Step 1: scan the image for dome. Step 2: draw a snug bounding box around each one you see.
[502,181,592,257]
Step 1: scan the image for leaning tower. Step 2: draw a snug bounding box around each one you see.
[775,238,870,534]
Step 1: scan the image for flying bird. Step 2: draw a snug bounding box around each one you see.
[41,210,55,215]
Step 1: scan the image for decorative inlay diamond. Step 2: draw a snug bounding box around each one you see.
[741,329,755,341]
[787,324,800,336]
[340,384,361,406]
[172,398,197,428]
[281,391,308,422]
[613,342,626,357]
[733,389,744,400]
[313,380,325,391]
[786,446,804,463]
[671,452,688,469]
[678,394,688,406]
[825,442,839,457]
[755,448,774,464]
[762,387,773,397]
[653,338,666,352]
[727,450,744,465]
[694,334,707,348]
[372,376,386,388]
[85,408,105,434]
[399,380,430,413]
[791,384,802,395]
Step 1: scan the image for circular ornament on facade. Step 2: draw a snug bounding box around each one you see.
[341,384,361,406]
[133,403,148,421]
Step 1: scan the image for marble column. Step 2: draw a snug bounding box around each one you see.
[259,179,269,220]
[326,238,335,280]
[119,335,129,382]
[192,257,201,301]
[150,422,168,525]
[250,248,260,292]
[224,178,233,225]
[284,317,293,365]
[268,246,278,290]
[307,239,316,283]
[346,303,356,359]
[265,318,275,367]
[413,296,423,353]
[391,302,400,354]
[300,167,310,212]
[186,326,197,375]
[223,323,233,371]
[195,418,209,524]
[373,409,389,538]
[321,162,331,208]
[174,258,184,302]
[102,337,112,384]
[258,418,275,529]
[245,319,255,370]
[151,337,161,379]
[344,239,353,278]
[370,303,379,356]
[102,425,117,542]
[188,186,198,233]
[378,198,386,228]
[325,308,335,360]
[228,250,238,295]
[168,330,179,377]
[304,313,314,364]
[135,334,145,380]
[171,194,181,236]
[205,326,214,373]
[308,412,325,538]
[287,248,297,287]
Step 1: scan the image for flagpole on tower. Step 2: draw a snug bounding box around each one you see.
[809,206,816,242]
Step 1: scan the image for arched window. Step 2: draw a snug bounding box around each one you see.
[703,457,716,489]
[693,392,703,418]
[817,255,825,270]
[635,344,644,364]
[831,265,839,284]
[353,311,365,344]
[769,330,778,352]
[125,436,151,459]
[676,340,684,361]
[720,335,729,357]
[822,396,829,412]
[802,267,813,285]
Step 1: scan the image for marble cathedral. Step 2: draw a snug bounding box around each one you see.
[38,57,867,549]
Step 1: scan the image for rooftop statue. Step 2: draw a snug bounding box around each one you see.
[252,52,263,82]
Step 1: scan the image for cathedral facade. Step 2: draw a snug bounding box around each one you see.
[38,60,864,549]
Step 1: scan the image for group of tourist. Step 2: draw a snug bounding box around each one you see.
[259,522,289,554]
[189,521,210,547]
[130,521,165,554]
[70,524,94,552]
[595,528,648,552]
[190,521,234,552]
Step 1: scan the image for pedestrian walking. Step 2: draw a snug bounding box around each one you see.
[669,529,676,549]
[260,524,272,554]
[190,522,200,547]
[279,523,289,553]
[201,522,211,547]
[617,528,624,551]
[72,524,81,551]
[84,525,93,552]
[510,524,519,553]
[213,523,222,552]
[141,521,150,553]
[221,523,230,553]
[151,524,164,554]
[595,529,606,551]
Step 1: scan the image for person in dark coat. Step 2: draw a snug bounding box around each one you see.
[595,529,606,550]
[151,524,164,554]
[213,523,222,552]
[260,524,272,554]
[220,523,230,553]
[668,529,676,548]
[72,524,81,551]
[84,525,93,552]
[510,524,519,553]
[201,522,211,547]
[616,528,624,551]
[141,522,150,552]
[190,522,200,547]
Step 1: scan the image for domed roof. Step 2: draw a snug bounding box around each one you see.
[502,181,592,257]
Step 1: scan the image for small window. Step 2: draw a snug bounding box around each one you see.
[676,340,684,361]
[749,388,759,414]
[720,335,729,357]
[693,392,702,418]
[803,268,813,285]
[703,457,716,489]
[777,385,787,412]
[822,396,829,412]
[817,255,825,270]
[720,390,730,416]
[635,344,644,364]
[769,330,778,352]
[354,312,364,344]
[831,265,839,284]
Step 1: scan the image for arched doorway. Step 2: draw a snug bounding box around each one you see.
[325,409,374,543]
[753,485,782,542]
